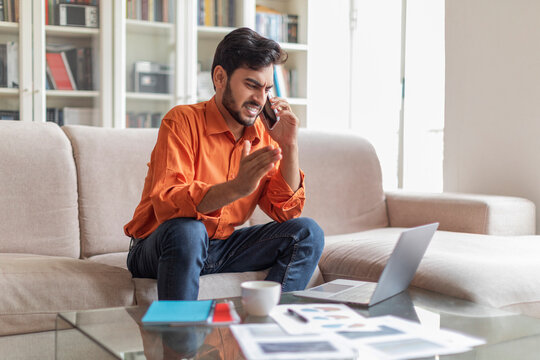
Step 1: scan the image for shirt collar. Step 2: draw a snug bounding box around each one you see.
[205,96,261,145]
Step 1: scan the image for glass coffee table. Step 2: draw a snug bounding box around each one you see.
[56,287,540,359]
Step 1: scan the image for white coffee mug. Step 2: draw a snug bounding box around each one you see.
[241,280,281,316]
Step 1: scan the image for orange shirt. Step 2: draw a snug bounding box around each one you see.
[124,97,305,240]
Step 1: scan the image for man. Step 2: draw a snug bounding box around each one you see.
[125,27,324,300]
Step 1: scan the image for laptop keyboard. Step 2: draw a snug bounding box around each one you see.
[330,282,377,303]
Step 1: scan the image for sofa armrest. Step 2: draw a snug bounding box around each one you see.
[385,190,536,235]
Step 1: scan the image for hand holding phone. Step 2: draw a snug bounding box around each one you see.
[261,95,279,130]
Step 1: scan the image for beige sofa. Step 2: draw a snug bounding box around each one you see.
[1,120,539,337]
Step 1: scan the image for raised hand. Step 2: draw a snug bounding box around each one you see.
[232,141,282,197]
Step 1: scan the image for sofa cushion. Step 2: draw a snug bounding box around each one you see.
[62,126,158,258]
[131,272,268,306]
[0,121,80,258]
[320,228,540,314]
[89,252,129,270]
[0,253,135,335]
[250,130,389,235]
[131,267,325,306]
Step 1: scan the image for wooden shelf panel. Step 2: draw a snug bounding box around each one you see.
[126,92,173,101]
[45,25,99,38]
[126,19,173,36]
[46,90,99,98]
[0,88,19,96]
[0,21,18,34]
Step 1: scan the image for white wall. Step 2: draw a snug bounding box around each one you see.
[444,0,540,233]
[349,0,403,190]
[306,0,351,130]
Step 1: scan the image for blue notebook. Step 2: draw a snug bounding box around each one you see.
[142,300,215,325]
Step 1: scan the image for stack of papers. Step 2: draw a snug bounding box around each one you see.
[231,303,484,360]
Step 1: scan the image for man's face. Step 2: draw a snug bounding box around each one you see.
[220,65,274,127]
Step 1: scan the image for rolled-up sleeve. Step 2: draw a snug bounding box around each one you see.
[149,119,221,224]
[258,168,306,222]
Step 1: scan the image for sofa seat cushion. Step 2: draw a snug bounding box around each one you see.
[132,271,269,306]
[320,228,540,315]
[89,252,129,270]
[0,253,135,335]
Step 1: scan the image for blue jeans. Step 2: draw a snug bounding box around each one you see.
[127,217,324,300]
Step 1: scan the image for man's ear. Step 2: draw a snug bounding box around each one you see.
[213,66,227,89]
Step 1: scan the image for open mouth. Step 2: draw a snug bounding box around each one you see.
[244,104,261,117]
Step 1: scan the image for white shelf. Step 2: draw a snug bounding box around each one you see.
[198,26,236,40]
[45,25,99,38]
[0,88,18,96]
[0,21,18,34]
[126,92,173,101]
[46,90,99,98]
[280,42,308,52]
[126,19,173,36]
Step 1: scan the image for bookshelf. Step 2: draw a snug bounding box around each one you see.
[0,0,111,125]
[191,0,308,127]
[0,0,22,121]
[116,0,309,128]
[0,0,309,127]
[43,0,107,127]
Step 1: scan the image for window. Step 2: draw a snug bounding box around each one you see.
[349,0,445,191]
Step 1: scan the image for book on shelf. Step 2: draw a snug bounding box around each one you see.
[127,111,162,128]
[197,0,235,27]
[46,107,63,125]
[0,41,19,88]
[45,52,75,90]
[126,0,174,23]
[273,65,298,99]
[47,107,96,126]
[0,44,5,87]
[0,110,19,120]
[6,41,18,88]
[255,5,299,44]
[46,45,93,91]
[0,0,20,23]
[76,47,93,90]
[273,64,288,98]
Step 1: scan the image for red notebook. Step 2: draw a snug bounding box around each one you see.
[46,52,73,90]
[211,301,241,325]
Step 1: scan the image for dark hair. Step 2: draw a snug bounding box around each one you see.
[211,27,288,86]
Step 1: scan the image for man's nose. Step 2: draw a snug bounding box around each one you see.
[254,88,266,105]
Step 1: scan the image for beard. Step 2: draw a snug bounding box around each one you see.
[222,80,261,127]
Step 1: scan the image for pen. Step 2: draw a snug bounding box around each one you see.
[287,308,309,323]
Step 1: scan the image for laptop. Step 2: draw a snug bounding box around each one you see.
[294,223,439,306]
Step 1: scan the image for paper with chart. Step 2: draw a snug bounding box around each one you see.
[230,323,356,360]
[270,303,377,335]
[268,304,485,360]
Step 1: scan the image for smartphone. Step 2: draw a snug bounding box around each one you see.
[261,95,279,130]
